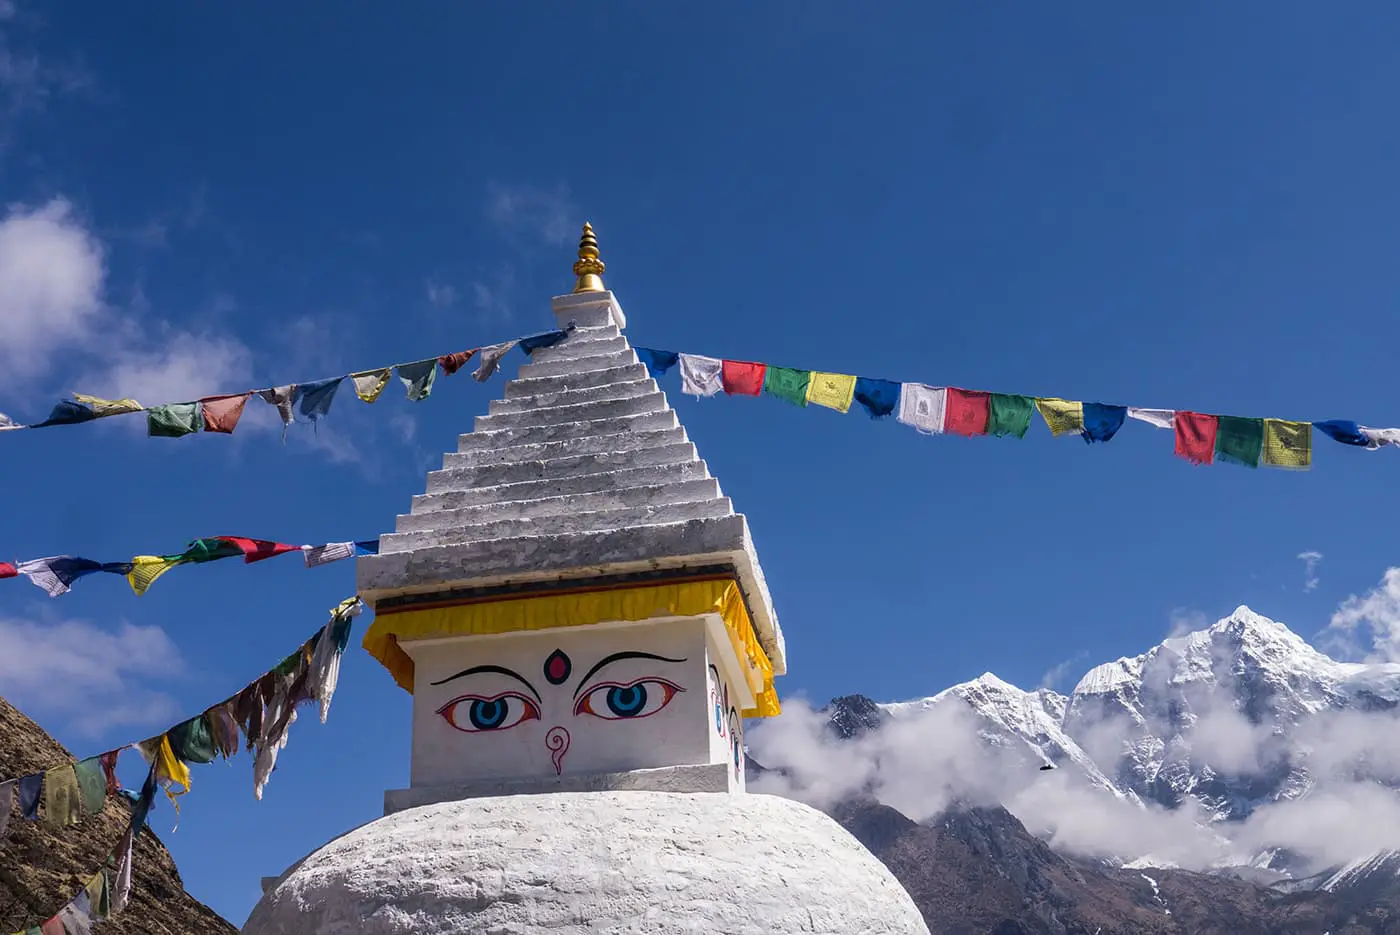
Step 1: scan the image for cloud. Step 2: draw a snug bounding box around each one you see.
[0,198,106,381]
[1298,551,1323,592]
[0,614,185,738]
[1040,652,1087,691]
[85,330,255,407]
[0,8,92,142]
[470,266,517,325]
[425,279,457,308]
[486,181,575,246]
[1166,607,1208,639]
[1324,567,1400,662]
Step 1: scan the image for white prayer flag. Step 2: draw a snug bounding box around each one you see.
[897,384,947,434]
[679,354,723,397]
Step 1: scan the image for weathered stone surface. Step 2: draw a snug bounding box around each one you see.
[243,792,929,935]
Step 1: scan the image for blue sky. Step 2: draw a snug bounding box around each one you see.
[3,0,1400,925]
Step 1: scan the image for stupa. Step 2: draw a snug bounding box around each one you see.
[242,225,929,935]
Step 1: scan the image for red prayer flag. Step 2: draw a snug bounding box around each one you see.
[0,561,15,579]
[214,536,299,564]
[720,360,766,396]
[1174,411,1218,465]
[944,388,991,436]
[200,394,250,434]
[439,349,479,375]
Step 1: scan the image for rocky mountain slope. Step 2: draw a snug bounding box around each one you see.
[0,696,237,934]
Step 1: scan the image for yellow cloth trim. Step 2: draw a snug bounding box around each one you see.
[127,556,184,596]
[1034,398,1084,437]
[351,369,392,403]
[73,393,144,417]
[364,579,780,718]
[805,372,857,413]
[1262,418,1311,469]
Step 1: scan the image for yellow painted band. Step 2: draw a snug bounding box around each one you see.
[362,578,780,718]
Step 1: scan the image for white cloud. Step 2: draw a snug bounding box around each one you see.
[486,181,575,246]
[1039,651,1086,690]
[85,330,254,407]
[425,279,457,308]
[1298,551,1323,592]
[0,614,185,738]
[0,198,105,380]
[1325,567,1400,662]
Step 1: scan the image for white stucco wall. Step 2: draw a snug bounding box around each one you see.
[407,617,750,787]
[705,654,745,792]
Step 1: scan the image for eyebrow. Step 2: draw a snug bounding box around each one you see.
[573,652,687,699]
[429,664,541,702]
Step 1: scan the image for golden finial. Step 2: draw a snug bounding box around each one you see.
[572,221,606,294]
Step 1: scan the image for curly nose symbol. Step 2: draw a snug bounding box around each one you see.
[546,726,571,775]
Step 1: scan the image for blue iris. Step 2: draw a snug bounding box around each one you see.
[468,698,508,730]
[606,684,648,717]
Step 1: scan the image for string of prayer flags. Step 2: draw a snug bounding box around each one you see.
[5,535,378,598]
[0,602,360,933]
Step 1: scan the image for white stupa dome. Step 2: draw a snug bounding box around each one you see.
[243,791,929,935]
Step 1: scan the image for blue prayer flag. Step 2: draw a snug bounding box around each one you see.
[636,348,679,379]
[33,400,96,429]
[1082,403,1127,443]
[853,378,900,419]
[1314,420,1370,447]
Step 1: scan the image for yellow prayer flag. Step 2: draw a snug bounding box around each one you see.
[127,555,184,596]
[1034,398,1084,437]
[73,393,144,417]
[805,372,857,413]
[350,369,392,403]
[1262,419,1311,470]
[139,734,192,814]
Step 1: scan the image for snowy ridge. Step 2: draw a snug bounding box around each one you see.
[1320,851,1400,893]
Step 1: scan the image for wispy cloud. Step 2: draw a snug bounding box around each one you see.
[1039,651,1087,691]
[0,5,92,148]
[1324,566,1400,662]
[485,181,576,247]
[0,614,185,739]
[425,279,457,309]
[1298,550,1323,592]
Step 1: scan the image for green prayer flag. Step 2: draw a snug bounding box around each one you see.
[763,367,810,407]
[147,403,203,438]
[86,870,110,922]
[180,538,245,564]
[73,758,107,815]
[396,359,438,401]
[988,394,1034,438]
[1215,416,1264,468]
[167,714,218,764]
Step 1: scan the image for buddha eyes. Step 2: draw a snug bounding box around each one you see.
[573,678,683,720]
[437,692,541,733]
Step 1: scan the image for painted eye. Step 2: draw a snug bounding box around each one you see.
[437,693,540,733]
[574,679,684,720]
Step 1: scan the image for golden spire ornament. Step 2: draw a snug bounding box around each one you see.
[572,221,607,294]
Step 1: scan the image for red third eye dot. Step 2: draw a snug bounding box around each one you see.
[543,648,572,685]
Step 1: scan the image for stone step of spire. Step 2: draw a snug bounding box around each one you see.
[425,442,698,492]
[504,362,649,398]
[410,460,712,512]
[454,410,678,452]
[472,392,666,432]
[517,348,638,380]
[382,496,736,551]
[528,334,629,362]
[445,426,688,468]
[486,376,657,415]
[395,477,724,529]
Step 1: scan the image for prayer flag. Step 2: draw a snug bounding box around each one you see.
[0,562,13,579]
[396,359,437,400]
[350,369,392,403]
[679,354,723,397]
[720,360,766,396]
[1082,403,1127,443]
[73,758,105,816]
[1035,398,1084,437]
[763,367,810,406]
[636,348,678,378]
[0,411,22,430]
[127,555,185,596]
[98,751,119,795]
[519,328,571,354]
[40,915,62,935]
[41,765,81,828]
[180,538,246,563]
[18,773,42,819]
[355,540,379,555]
[15,557,130,597]
[1360,426,1400,448]
[1128,408,1175,430]
[258,386,298,439]
[167,715,218,765]
[71,394,143,417]
[897,384,945,433]
[213,536,299,563]
[112,827,134,913]
[1174,411,1218,465]
[297,377,342,424]
[302,541,356,567]
[147,403,203,438]
[944,388,990,437]
[1314,420,1369,447]
[438,349,478,375]
[987,394,1034,438]
[58,893,94,935]
[200,394,249,434]
[1215,416,1264,468]
[33,400,97,428]
[138,734,192,804]
[473,341,519,381]
[1263,419,1311,470]
[806,372,857,413]
[853,378,899,419]
[85,871,110,923]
